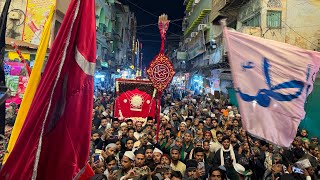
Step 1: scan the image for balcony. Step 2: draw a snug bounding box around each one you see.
[184,0,211,36]
[185,0,195,13]
[211,0,250,23]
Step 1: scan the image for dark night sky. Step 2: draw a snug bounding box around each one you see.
[119,0,185,67]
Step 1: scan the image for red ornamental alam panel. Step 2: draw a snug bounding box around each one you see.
[147,53,176,92]
[114,79,157,123]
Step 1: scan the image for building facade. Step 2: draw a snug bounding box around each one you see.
[179,0,320,95]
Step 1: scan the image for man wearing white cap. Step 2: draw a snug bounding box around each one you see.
[117,151,135,180]
[153,148,163,165]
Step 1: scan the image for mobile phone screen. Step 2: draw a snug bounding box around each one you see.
[94,154,99,162]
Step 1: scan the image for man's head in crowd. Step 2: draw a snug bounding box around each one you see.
[205,117,212,127]
[172,113,178,121]
[204,131,212,142]
[158,131,164,140]
[135,122,143,133]
[209,166,226,180]
[193,147,205,162]
[185,159,198,178]
[146,117,154,126]
[145,145,154,160]
[198,121,204,130]
[165,128,171,139]
[171,146,181,162]
[311,137,318,146]
[139,134,149,146]
[161,116,169,126]
[193,118,199,127]
[212,119,218,128]
[222,136,231,150]
[216,131,223,143]
[134,149,146,167]
[105,155,117,173]
[105,143,117,156]
[126,119,133,128]
[272,153,282,165]
[91,130,100,142]
[120,122,128,133]
[196,129,204,139]
[94,161,105,174]
[300,129,308,138]
[309,143,319,157]
[179,122,187,133]
[171,171,183,180]
[230,134,238,143]
[100,118,107,128]
[185,118,192,128]
[194,138,203,148]
[225,127,233,137]
[161,154,171,165]
[127,128,135,139]
[112,118,119,129]
[175,137,183,148]
[125,138,134,150]
[184,130,193,143]
[203,140,210,152]
[115,140,121,151]
[153,148,163,164]
[121,151,135,171]
[233,119,239,127]
[145,125,153,133]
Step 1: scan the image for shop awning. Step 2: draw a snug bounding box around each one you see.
[5,37,38,49]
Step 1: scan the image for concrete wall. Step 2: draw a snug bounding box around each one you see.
[0,0,27,40]
[237,0,320,51]
[285,0,320,51]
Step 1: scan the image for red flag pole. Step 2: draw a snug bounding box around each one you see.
[12,43,32,76]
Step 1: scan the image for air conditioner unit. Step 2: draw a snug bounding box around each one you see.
[191,32,198,38]
[198,24,207,31]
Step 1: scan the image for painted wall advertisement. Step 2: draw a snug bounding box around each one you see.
[23,0,55,45]
[4,62,29,107]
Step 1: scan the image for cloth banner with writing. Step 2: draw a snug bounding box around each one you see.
[224,28,320,147]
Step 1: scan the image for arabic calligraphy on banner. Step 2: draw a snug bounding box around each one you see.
[23,0,55,45]
[237,58,306,107]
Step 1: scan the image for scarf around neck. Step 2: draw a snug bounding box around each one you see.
[220,145,236,166]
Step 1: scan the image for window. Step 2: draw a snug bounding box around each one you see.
[243,13,261,27]
[267,11,281,28]
[267,0,282,8]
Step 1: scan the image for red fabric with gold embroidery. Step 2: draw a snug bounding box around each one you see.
[114,88,156,119]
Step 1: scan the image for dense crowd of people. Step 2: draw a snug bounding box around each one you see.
[1,87,319,180]
[89,88,320,180]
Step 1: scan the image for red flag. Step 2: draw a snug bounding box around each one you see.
[0,0,96,179]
